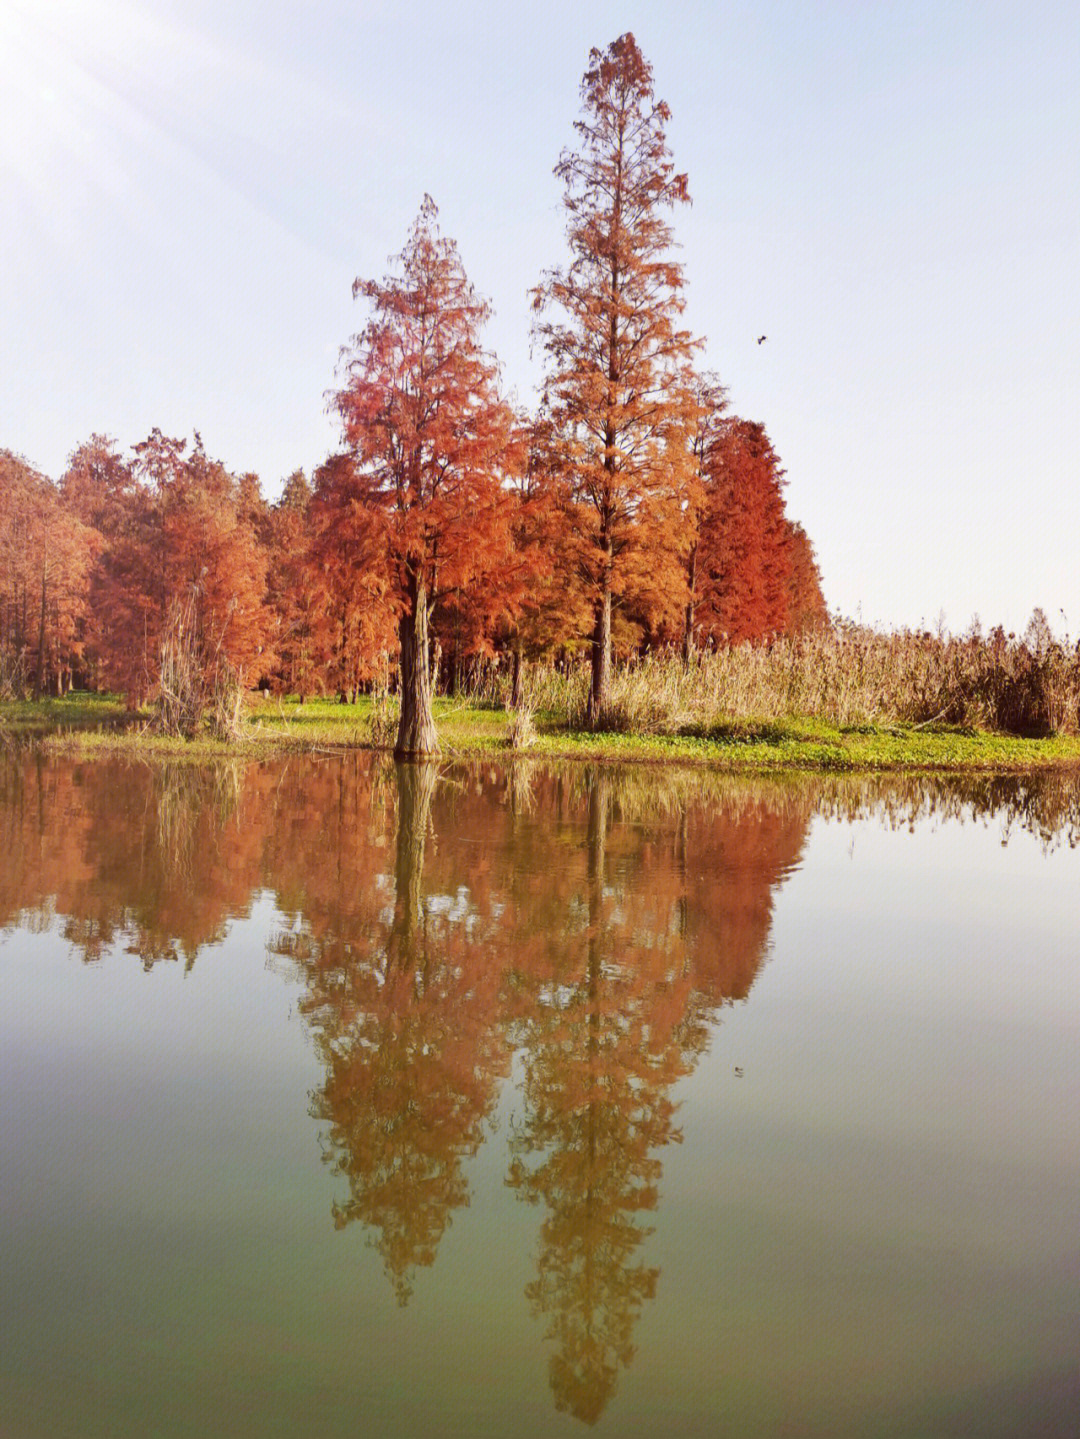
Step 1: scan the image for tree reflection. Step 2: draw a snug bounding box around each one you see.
[506,770,705,1424]
[0,753,258,965]
[7,750,1071,1418]
[291,761,509,1304]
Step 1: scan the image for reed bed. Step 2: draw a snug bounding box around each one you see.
[503,624,1080,738]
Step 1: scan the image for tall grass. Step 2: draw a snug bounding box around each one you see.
[505,622,1080,738]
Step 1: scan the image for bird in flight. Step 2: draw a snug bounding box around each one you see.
[756,335,767,345]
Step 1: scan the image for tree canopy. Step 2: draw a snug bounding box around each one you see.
[0,36,827,717]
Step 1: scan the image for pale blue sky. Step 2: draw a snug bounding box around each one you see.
[2,1,1077,634]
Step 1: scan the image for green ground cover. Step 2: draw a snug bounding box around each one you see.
[8,692,1080,773]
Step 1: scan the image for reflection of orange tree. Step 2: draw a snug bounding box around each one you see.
[0,754,263,966]
[505,770,705,1426]
[7,753,1075,982]
[293,762,510,1304]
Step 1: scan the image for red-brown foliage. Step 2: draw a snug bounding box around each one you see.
[57,431,271,707]
[1,449,96,697]
[534,34,702,722]
[2,37,837,713]
[697,419,794,644]
[306,452,396,699]
[334,197,515,753]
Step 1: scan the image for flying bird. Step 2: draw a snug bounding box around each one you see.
[756,335,767,345]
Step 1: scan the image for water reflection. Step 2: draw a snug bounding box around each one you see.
[506,771,696,1423]
[277,760,815,1419]
[2,752,1078,1428]
[291,761,510,1305]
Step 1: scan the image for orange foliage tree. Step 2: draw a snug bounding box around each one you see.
[334,197,515,756]
[144,431,271,687]
[533,34,701,722]
[306,453,396,701]
[1,449,96,697]
[696,419,793,644]
[58,431,271,710]
[785,520,829,632]
[61,435,160,701]
[263,469,319,698]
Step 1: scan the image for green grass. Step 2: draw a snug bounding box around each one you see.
[11,692,1080,773]
[0,692,132,732]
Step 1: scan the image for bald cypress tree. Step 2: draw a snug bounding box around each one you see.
[335,198,513,757]
[534,34,701,724]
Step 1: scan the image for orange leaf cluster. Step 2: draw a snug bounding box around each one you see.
[0,37,826,715]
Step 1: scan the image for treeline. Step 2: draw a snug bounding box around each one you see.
[0,34,826,733]
[0,417,824,704]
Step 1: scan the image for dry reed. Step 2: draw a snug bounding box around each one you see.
[157,590,247,741]
[368,693,400,748]
[504,620,1080,738]
[505,704,537,750]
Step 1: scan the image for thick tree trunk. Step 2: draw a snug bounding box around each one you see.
[586,582,612,728]
[585,767,608,1120]
[391,758,438,951]
[395,567,439,758]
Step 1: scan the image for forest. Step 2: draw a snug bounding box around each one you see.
[0,35,827,755]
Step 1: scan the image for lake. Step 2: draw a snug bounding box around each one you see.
[1,752,1077,1437]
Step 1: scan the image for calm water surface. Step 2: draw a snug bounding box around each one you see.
[1,754,1078,1437]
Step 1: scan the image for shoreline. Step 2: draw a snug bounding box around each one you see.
[7,695,1080,775]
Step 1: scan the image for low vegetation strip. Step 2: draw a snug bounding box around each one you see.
[13,691,1080,774]
[503,626,1080,740]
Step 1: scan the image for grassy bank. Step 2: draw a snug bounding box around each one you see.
[11,692,1080,773]
[0,694,132,732]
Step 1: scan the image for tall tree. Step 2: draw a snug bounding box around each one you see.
[697,419,793,644]
[130,431,271,726]
[1,450,95,698]
[61,436,158,703]
[534,33,701,724]
[263,470,316,698]
[306,453,395,701]
[334,197,514,757]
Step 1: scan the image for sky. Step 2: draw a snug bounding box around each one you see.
[1,0,1077,635]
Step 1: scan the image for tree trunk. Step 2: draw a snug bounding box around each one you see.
[34,560,47,700]
[395,566,439,758]
[683,541,698,663]
[585,768,608,1139]
[391,759,438,951]
[511,642,524,709]
[586,581,612,728]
